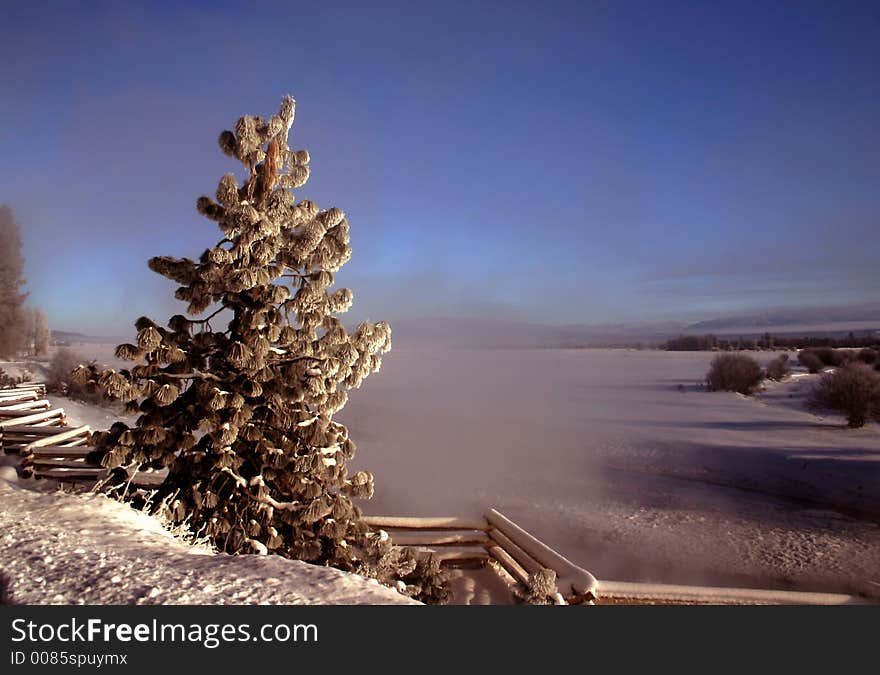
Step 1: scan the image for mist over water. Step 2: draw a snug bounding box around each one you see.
[33,340,880,591]
[340,348,880,587]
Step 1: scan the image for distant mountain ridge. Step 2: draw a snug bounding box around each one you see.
[389,305,880,348]
[386,317,700,348]
[52,302,880,349]
[51,330,121,345]
[686,302,880,332]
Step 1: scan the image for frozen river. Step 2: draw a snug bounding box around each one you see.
[25,344,880,598]
[340,348,880,596]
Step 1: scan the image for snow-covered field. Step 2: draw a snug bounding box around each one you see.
[2,352,418,606]
[340,348,880,598]
[3,347,879,603]
[0,474,416,605]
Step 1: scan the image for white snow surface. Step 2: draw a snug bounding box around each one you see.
[0,476,417,605]
[4,348,880,603]
[2,355,417,605]
[340,349,880,599]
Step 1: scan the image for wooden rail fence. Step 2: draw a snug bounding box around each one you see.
[1,383,93,480]
[363,511,875,605]
[2,383,875,605]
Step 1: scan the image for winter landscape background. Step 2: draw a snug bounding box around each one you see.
[2,1,879,605]
[4,340,878,603]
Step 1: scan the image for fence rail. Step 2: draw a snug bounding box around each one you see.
[1,384,94,480]
[363,511,875,605]
[2,383,875,605]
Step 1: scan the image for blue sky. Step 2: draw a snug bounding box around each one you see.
[1,0,877,335]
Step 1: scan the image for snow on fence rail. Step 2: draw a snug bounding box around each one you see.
[362,511,874,605]
[363,510,598,605]
[1,384,94,479]
[1,385,167,487]
[2,383,875,605]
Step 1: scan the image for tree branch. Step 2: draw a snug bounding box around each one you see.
[270,355,327,365]
[133,371,226,382]
[190,306,226,325]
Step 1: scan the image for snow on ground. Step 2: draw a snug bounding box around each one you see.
[0,473,417,605]
[4,347,880,604]
[1,354,417,605]
[339,348,880,599]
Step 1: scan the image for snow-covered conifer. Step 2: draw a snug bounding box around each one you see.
[81,96,449,603]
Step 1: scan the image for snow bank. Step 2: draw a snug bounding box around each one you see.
[1,364,415,606]
[0,477,417,605]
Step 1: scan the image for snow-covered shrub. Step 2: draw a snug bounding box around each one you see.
[705,353,763,395]
[812,347,852,368]
[47,348,103,403]
[812,347,835,366]
[80,95,449,603]
[0,368,18,388]
[23,307,50,356]
[46,348,79,392]
[798,350,824,374]
[765,354,790,382]
[810,363,880,429]
[515,568,560,605]
[0,205,27,359]
[856,348,877,365]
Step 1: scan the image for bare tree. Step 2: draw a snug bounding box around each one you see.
[20,306,49,356]
[33,308,50,356]
[0,205,27,358]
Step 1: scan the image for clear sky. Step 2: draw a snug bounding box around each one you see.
[1,0,878,336]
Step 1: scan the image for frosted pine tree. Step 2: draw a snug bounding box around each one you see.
[78,95,449,603]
